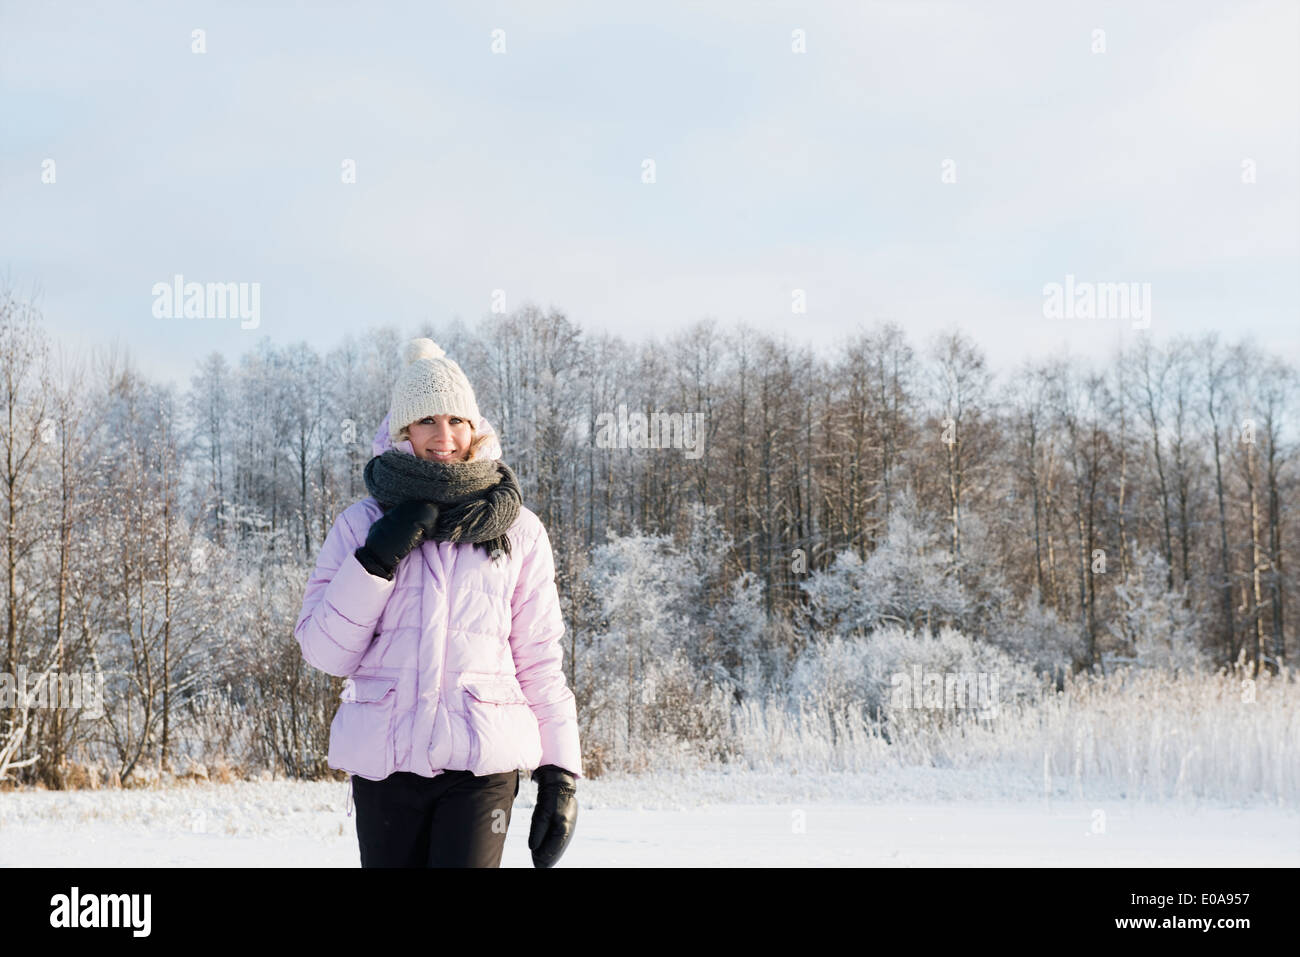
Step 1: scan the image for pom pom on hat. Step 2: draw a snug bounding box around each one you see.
[403,338,446,363]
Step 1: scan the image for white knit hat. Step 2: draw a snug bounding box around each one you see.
[388,338,482,443]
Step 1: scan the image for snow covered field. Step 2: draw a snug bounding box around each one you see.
[2,767,1296,867]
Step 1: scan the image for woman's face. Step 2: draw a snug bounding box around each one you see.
[406,414,473,462]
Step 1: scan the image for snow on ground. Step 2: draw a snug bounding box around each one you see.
[1,766,1296,867]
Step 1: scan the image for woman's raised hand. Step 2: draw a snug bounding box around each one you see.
[354,500,440,579]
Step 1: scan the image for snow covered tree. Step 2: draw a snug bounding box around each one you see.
[799,494,969,637]
[578,526,734,770]
[1107,548,1205,674]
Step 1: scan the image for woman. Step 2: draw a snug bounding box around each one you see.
[294,338,581,868]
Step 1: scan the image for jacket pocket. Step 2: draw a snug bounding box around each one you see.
[328,672,398,780]
[461,674,542,776]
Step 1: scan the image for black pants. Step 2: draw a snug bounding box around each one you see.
[351,769,520,868]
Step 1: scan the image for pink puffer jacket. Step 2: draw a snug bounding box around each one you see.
[293,413,582,782]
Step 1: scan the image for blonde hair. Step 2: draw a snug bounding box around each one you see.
[464,428,492,461]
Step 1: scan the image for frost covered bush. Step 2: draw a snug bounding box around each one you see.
[786,630,877,723]
[987,588,1086,682]
[789,625,1047,736]
[799,504,969,637]
[579,640,736,774]
[635,646,738,767]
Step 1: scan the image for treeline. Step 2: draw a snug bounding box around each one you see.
[1,287,1295,785]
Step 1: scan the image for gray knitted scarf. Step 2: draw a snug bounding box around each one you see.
[363,451,522,558]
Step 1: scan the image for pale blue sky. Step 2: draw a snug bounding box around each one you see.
[2,0,1297,389]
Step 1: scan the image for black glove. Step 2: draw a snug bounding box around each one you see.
[529,764,578,868]
[354,500,440,579]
